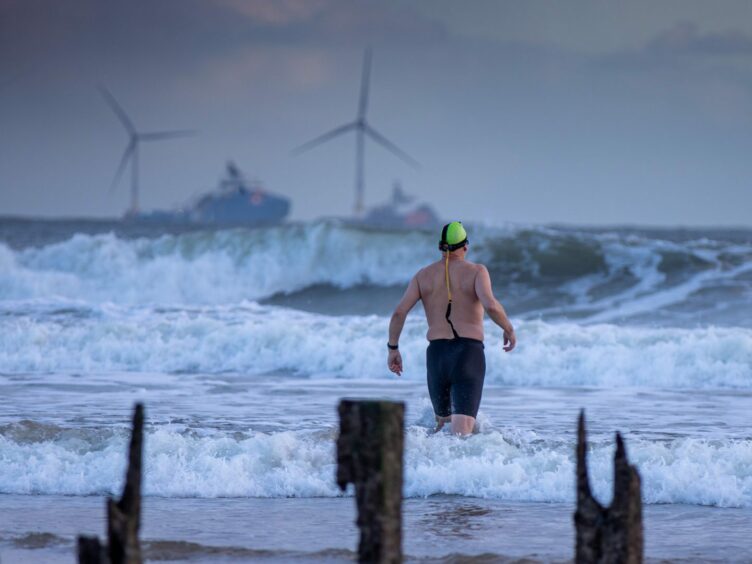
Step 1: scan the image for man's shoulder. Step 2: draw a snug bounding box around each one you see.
[416,261,441,276]
[463,260,488,274]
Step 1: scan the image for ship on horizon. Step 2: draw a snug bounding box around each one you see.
[130,161,290,226]
[348,180,440,230]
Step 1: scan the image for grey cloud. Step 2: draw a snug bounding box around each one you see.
[647,21,752,57]
[596,21,752,72]
[2,0,448,81]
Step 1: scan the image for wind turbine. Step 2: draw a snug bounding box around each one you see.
[99,86,195,216]
[292,48,419,216]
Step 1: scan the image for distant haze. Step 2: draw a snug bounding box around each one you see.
[2,0,752,226]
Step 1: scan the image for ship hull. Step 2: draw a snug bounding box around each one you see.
[126,191,290,227]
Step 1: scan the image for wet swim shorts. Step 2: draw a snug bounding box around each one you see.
[426,337,486,418]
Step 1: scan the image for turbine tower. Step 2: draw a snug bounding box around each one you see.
[99,86,195,216]
[292,48,419,216]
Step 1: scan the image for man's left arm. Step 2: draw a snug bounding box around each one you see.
[475,264,516,352]
[387,275,421,376]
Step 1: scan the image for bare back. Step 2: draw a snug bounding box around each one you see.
[416,259,485,341]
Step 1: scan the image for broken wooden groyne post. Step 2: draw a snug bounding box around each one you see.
[78,403,144,564]
[575,410,643,564]
[77,536,104,564]
[337,400,405,564]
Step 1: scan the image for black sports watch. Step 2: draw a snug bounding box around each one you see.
[387,343,399,350]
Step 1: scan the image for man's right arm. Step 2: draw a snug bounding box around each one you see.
[387,274,422,375]
[475,264,516,352]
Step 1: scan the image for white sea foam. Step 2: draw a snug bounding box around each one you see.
[0,426,749,507]
[1,306,750,388]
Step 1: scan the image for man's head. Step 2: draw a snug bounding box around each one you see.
[438,221,468,254]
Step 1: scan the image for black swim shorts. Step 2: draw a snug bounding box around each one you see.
[426,337,486,418]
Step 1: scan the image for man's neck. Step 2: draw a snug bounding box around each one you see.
[443,252,465,261]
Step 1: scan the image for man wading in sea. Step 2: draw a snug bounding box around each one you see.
[387,221,516,435]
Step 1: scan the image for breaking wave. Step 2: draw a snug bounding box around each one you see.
[1,221,751,325]
[0,420,749,507]
[0,223,434,305]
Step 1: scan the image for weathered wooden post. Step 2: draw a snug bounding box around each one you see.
[77,403,144,564]
[77,536,104,564]
[337,400,404,564]
[575,410,643,564]
[108,402,144,564]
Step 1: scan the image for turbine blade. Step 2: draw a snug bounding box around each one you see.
[365,125,420,168]
[110,141,136,192]
[291,122,357,155]
[357,47,372,120]
[98,85,136,135]
[140,129,197,141]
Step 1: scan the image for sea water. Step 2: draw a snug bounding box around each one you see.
[0,218,750,562]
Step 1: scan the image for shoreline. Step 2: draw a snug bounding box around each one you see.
[1,494,750,562]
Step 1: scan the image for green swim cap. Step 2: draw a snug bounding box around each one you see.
[439,221,468,251]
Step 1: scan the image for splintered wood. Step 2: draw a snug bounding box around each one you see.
[78,403,144,564]
[575,410,643,564]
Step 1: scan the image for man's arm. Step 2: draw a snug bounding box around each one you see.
[387,275,421,376]
[474,265,516,352]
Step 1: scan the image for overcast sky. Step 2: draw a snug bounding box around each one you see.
[2,0,752,226]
